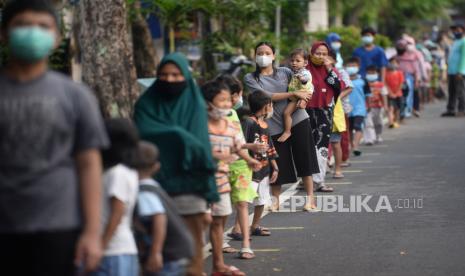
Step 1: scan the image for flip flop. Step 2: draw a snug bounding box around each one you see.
[238,247,255,260]
[333,173,344,179]
[251,226,271,236]
[227,232,244,241]
[211,265,246,276]
[315,185,334,193]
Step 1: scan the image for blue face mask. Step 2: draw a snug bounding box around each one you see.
[8,26,55,63]
[233,96,243,110]
[366,74,379,82]
[346,66,359,76]
[362,35,374,45]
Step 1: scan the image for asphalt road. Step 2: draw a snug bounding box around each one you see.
[205,101,465,276]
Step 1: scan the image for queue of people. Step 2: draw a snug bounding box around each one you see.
[1,1,464,276]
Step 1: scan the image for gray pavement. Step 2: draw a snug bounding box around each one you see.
[205,102,465,276]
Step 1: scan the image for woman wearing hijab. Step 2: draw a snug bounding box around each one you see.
[306,41,342,192]
[326,32,344,69]
[134,53,218,276]
[244,42,320,212]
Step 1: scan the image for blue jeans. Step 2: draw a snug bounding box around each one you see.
[144,259,188,276]
[91,254,139,276]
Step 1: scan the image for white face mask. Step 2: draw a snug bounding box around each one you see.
[208,103,231,120]
[407,44,415,52]
[331,42,342,51]
[366,74,379,82]
[256,55,273,68]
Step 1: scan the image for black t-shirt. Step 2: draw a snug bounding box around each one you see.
[241,116,278,181]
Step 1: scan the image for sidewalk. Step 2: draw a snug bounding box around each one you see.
[205,101,465,275]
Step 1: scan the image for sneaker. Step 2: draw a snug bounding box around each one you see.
[456,112,465,117]
[441,111,456,117]
[353,149,362,156]
[375,137,383,144]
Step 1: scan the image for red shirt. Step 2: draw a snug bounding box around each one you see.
[366,81,385,108]
[385,70,405,98]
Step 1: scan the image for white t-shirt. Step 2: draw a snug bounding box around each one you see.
[102,164,139,256]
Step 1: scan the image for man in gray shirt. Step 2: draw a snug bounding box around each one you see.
[0,1,108,275]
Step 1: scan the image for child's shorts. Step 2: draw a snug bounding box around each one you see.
[252,177,271,206]
[209,193,232,217]
[230,160,257,204]
[349,116,365,132]
[330,132,342,143]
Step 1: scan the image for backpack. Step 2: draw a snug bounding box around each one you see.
[134,184,194,263]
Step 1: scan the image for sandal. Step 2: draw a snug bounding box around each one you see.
[238,247,255,260]
[211,265,246,276]
[332,173,344,179]
[222,246,238,254]
[303,204,321,212]
[315,185,334,193]
[227,232,244,241]
[341,162,351,167]
[210,244,238,253]
[251,226,271,236]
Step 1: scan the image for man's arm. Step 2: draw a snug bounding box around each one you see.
[74,149,103,272]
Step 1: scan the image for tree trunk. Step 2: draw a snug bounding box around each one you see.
[169,25,175,53]
[76,0,139,118]
[131,1,158,78]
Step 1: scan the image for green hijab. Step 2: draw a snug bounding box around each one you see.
[134,53,219,203]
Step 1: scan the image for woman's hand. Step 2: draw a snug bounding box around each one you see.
[324,57,334,71]
[293,91,312,101]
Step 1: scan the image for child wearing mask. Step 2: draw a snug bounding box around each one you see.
[201,80,259,275]
[385,58,405,128]
[364,65,388,145]
[346,58,369,156]
[278,49,314,142]
[216,75,261,259]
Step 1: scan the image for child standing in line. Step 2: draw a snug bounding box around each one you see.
[243,91,282,221]
[385,58,405,128]
[329,54,352,179]
[364,65,388,145]
[278,49,314,142]
[216,75,263,259]
[346,57,369,156]
[92,119,140,276]
[134,141,194,276]
[202,80,259,276]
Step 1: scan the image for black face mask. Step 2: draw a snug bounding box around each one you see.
[454,32,463,39]
[396,48,406,55]
[154,79,187,99]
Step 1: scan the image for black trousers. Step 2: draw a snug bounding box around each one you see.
[447,74,465,113]
[0,229,80,276]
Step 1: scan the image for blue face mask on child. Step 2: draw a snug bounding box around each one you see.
[346,66,359,76]
[366,74,379,82]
